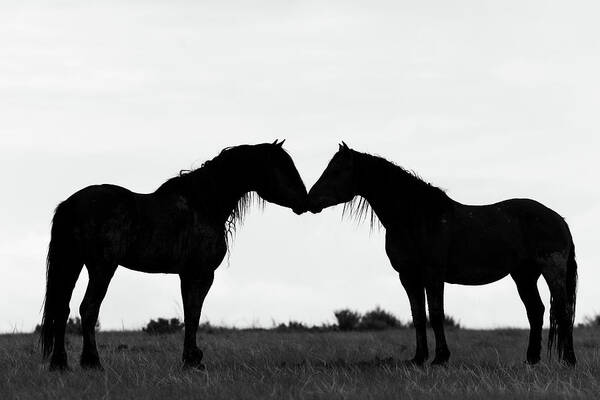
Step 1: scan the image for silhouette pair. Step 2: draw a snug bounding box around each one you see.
[41,141,576,372]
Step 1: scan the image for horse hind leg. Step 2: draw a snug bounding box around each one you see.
[79,262,117,370]
[511,271,544,364]
[44,259,84,371]
[541,250,577,366]
[41,202,86,371]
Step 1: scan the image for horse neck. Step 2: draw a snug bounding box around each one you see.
[164,156,257,226]
[203,158,259,224]
[353,152,449,229]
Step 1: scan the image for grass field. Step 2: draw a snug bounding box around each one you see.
[2,328,600,399]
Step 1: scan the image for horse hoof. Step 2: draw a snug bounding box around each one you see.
[525,357,540,365]
[431,350,450,367]
[183,361,206,371]
[80,353,104,370]
[81,360,104,371]
[562,356,577,367]
[182,348,205,370]
[49,362,71,372]
[49,352,71,372]
[430,358,449,367]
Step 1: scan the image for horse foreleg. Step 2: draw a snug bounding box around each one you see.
[401,276,428,365]
[79,262,117,370]
[180,271,214,370]
[511,272,544,364]
[426,281,450,365]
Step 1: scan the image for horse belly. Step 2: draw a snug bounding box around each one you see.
[121,232,196,274]
[120,251,185,274]
[445,235,519,285]
[122,225,225,274]
[445,262,511,285]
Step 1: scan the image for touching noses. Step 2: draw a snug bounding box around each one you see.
[306,185,324,214]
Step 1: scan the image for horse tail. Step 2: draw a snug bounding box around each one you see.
[566,239,578,327]
[547,236,577,362]
[40,201,81,359]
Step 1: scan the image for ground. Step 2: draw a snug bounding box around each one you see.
[1,328,599,399]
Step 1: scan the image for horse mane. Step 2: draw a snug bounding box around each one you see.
[201,146,266,242]
[156,145,265,242]
[343,196,380,230]
[224,191,264,243]
[343,151,448,229]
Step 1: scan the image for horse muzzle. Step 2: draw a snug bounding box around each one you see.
[292,197,310,215]
[293,206,308,215]
[306,197,325,214]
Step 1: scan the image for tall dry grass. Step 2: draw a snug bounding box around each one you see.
[1,328,600,399]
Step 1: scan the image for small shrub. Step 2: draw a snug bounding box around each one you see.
[578,314,600,327]
[275,320,310,332]
[198,322,230,334]
[358,307,402,330]
[317,323,338,331]
[441,315,461,329]
[143,318,184,335]
[334,309,361,331]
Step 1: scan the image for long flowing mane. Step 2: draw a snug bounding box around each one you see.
[155,146,265,241]
[343,151,448,229]
[224,191,264,241]
[343,196,380,229]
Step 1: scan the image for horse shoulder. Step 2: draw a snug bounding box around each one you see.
[385,219,451,281]
[385,229,418,271]
[182,210,227,266]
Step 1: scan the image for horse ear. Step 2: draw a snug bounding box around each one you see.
[342,141,349,149]
[277,139,286,147]
[272,139,279,145]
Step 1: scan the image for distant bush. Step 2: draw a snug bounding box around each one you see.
[275,320,311,332]
[440,315,461,329]
[197,321,230,334]
[332,307,461,331]
[334,309,361,331]
[143,318,184,335]
[271,320,340,332]
[358,307,403,330]
[578,314,600,328]
[34,317,99,335]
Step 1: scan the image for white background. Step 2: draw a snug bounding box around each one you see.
[1,0,598,331]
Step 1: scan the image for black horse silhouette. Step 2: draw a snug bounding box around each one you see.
[308,143,577,366]
[41,141,308,371]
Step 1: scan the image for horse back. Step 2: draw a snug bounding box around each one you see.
[57,184,225,273]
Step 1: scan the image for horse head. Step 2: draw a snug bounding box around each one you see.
[308,142,356,213]
[254,140,308,215]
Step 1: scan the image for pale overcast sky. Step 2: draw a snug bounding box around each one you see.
[1,0,599,332]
